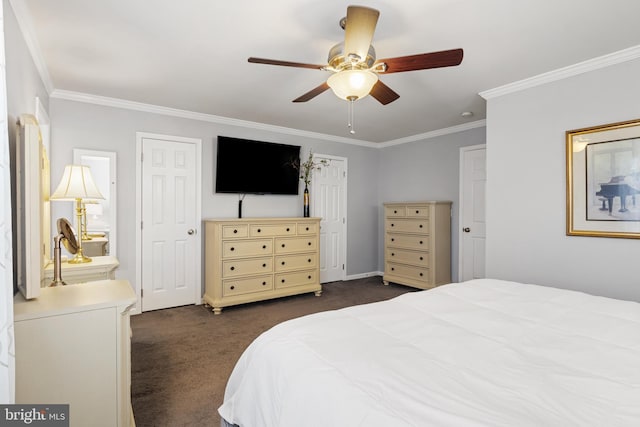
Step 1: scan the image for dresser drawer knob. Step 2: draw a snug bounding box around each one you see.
[308,242,312,246]
[257,228,261,233]
[281,279,285,283]
[308,258,311,263]
[262,263,267,268]
[230,247,235,251]
[305,227,309,231]
[230,285,235,290]
[233,229,238,234]
[308,275,312,279]
[415,210,420,214]
[419,241,423,245]
[281,261,286,265]
[391,223,395,227]
[262,245,267,249]
[230,266,235,271]
[419,224,423,228]
[262,281,267,286]
[286,227,290,232]
[391,267,395,271]
[419,256,423,260]
[419,273,423,277]
[393,210,397,214]
[391,238,395,242]
[281,243,286,248]
[391,253,395,256]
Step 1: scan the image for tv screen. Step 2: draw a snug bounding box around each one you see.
[215,136,301,195]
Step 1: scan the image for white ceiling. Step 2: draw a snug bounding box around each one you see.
[15,0,640,143]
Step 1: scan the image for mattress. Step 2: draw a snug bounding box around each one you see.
[218,279,640,426]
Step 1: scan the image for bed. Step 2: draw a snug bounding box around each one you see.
[218,278,640,426]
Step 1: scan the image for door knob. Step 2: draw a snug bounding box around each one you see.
[187,229,196,235]
[463,227,471,232]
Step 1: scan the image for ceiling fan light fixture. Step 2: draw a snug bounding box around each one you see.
[327,70,378,101]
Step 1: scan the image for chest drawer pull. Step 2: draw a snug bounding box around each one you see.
[308,242,312,246]
[262,245,267,249]
[230,285,235,290]
[286,227,290,232]
[308,258,312,263]
[262,263,267,268]
[233,229,238,234]
[281,243,286,248]
[230,247,235,251]
[230,266,235,271]
[257,228,261,233]
[281,261,286,265]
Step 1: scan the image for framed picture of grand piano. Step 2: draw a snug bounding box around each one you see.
[567,118,640,239]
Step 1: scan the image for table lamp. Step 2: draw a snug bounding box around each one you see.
[50,165,104,263]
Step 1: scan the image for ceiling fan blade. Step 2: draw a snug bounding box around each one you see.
[292,82,330,102]
[376,48,464,74]
[343,6,379,63]
[369,80,400,105]
[248,57,325,70]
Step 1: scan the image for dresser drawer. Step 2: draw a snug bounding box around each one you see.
[275,253,317,272]
[387,219,429,233]
[386,248,429,267]
[222,257,272,278]
[385,206,406,217]
[405,205,430,218]
[222,239,272,258]
[275,269,317,289]
[275,237,317,254]
[223,276,273,297]
[297,222,318,235]
[222,224,248,238]
[386,233,430,250]
[386,262,430,283]
[249,223,296,237]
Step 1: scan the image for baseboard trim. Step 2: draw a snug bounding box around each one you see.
[344,271,384,281]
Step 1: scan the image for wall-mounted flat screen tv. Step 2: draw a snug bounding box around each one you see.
[215,136,301,195]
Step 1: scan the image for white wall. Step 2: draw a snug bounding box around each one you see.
[378,127,486,282]
[485,58,640,301]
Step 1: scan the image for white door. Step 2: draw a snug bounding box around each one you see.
[459,145,486,282]
[311,155,347,283]
[139,135,201,311]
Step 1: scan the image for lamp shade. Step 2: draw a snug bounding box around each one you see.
[51,165,105,201]
[327,70,378,100]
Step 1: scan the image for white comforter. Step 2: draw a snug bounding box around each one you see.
[218,279,640,426]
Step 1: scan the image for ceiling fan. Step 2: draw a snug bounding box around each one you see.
[248,5,464,122]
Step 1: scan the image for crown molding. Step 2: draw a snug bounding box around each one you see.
[480,45,640,100]
[379,120,487,148]
[9,0,54,94]
[50,89,381,147]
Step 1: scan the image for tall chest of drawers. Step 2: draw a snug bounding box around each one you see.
[204,217,322,314]
[383,201,452,290]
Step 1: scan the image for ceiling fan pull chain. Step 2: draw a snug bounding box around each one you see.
[347,96,357,134]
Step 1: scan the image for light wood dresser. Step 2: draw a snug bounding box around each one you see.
[204,217,322,314]
[383,201,452,290]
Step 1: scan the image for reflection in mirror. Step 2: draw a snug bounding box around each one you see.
[72,149,117,257]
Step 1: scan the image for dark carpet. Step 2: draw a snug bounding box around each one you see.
[130,276,415,426]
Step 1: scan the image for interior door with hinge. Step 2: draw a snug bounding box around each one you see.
[141,136,199,311]
[311,155,347,283]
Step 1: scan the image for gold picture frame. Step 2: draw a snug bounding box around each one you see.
[566,118,640,238]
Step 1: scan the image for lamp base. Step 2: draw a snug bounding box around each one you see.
[68,249,92,264]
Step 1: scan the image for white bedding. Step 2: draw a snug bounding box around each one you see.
[218,279,640,426]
